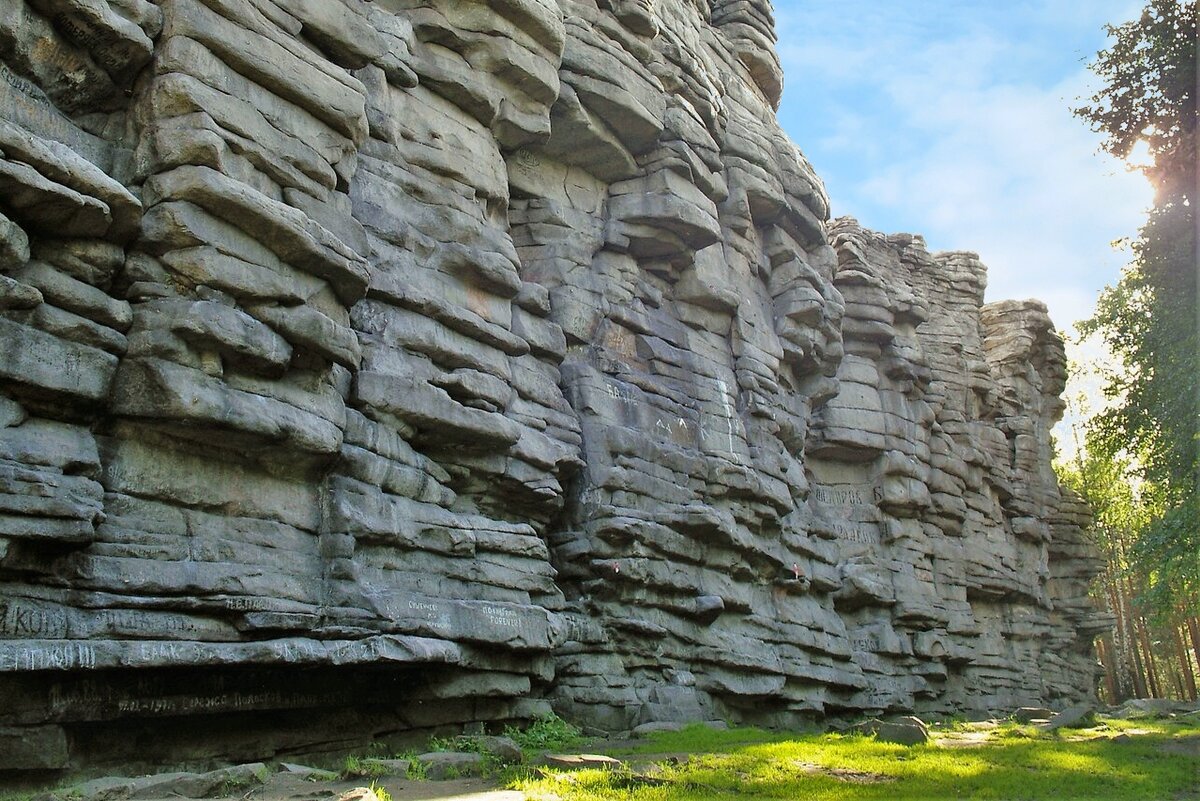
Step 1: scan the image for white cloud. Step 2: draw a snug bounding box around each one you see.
[772,0,1154,332]
[855,64,1152,329]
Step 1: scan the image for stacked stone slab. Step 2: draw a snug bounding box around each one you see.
[0,0,1106,773]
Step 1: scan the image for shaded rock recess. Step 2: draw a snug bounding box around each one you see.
[0,0,1107,774]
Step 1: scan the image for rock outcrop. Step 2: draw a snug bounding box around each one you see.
[0,0,1106,774]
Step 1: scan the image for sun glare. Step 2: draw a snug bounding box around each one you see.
[1126,138,1152,168]
[1124,138,1157,184]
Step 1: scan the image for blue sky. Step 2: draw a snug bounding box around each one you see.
[773,0,1153,333]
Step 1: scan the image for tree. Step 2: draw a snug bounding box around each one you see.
[1057,431,1155,701]
[1073,0,1199,618]
[1074,0,1197,204]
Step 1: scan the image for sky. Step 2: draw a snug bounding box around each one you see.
[772,0,1155,335]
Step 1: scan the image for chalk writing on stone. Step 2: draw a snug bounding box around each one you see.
[0,643,97,672]
[831,522,880,544]
[225,597,271,611]
[134,642,187,664]
[99,610,200,635]
[481,605,522,630]
[51,15,121,71]
[513,148,541,171]
[277,641,323,663]
[812,485,884,506]
[0,62,49,105]
[605,383,635,403]
[652,415,698,441]
[0,602,69,639]
[0,74,111,168]
[115,690,313,716]
[407,600,441,617]
[48,678,352,718]
[851,635,879,652]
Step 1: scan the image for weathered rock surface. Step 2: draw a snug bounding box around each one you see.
[39,763,268,801]
[0,0,1106,775]
[415,752,484,781]
[850,717,929,746]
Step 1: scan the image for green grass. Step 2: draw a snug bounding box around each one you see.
[403,754,428,781]
[1086,715,1191,734]
[609,724,784,755]
[511,720,1200,801]
[341,755,392,779]
[504,713,585,752]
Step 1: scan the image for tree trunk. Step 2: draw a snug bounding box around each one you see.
[1122,573,1159,698]
[1135,613,1161,698]
[1188,616,1200,676]
[1107,574,1138,699]
[1098,635,1118,703]
[1118,581,1149,698]
[1180,621,1199,701]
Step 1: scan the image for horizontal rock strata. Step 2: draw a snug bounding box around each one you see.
[0,0,1106,774]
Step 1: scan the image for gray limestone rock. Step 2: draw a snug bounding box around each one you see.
[1040,704,1095,731]
[358,759,411,777]
[279,763,339,781]
[851,718,928,746]
[42,764,268,801]
[1118,698,1194,718]
[0,0,1107,777]
[537,754,624,770]
[416,751,484,780]
[1013,707,1055,724]
[0,725,68,770]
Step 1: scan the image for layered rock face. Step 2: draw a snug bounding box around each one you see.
[0,0,1105,773]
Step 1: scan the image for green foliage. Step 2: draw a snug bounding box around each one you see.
[1074,0,1197,199]
[1058,445,1153,539]
[426,735,457,753]
[510,721,1200,801]
[1071,0,1199,617]
[341,755,392,780]
[1081,205,1199,502]
[0,792,38,801]
[404,757,428,781]
[367,781,392,801]
[503,713,584,752]
[496,763,541,787]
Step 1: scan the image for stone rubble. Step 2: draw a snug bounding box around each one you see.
[0,0,1107,773]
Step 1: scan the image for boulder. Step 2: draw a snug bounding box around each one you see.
[1013,707,1055,724]
[416,752,484,780]
[851,718,929,746]
[1040,704,1095,731]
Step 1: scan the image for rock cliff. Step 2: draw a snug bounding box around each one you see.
[0,0,1106,773]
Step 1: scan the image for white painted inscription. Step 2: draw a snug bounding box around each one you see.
[0,642,97,671]
[481,605,522,630]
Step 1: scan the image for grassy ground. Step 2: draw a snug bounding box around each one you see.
[5,714,1195,801]
[510,718,1200,801]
